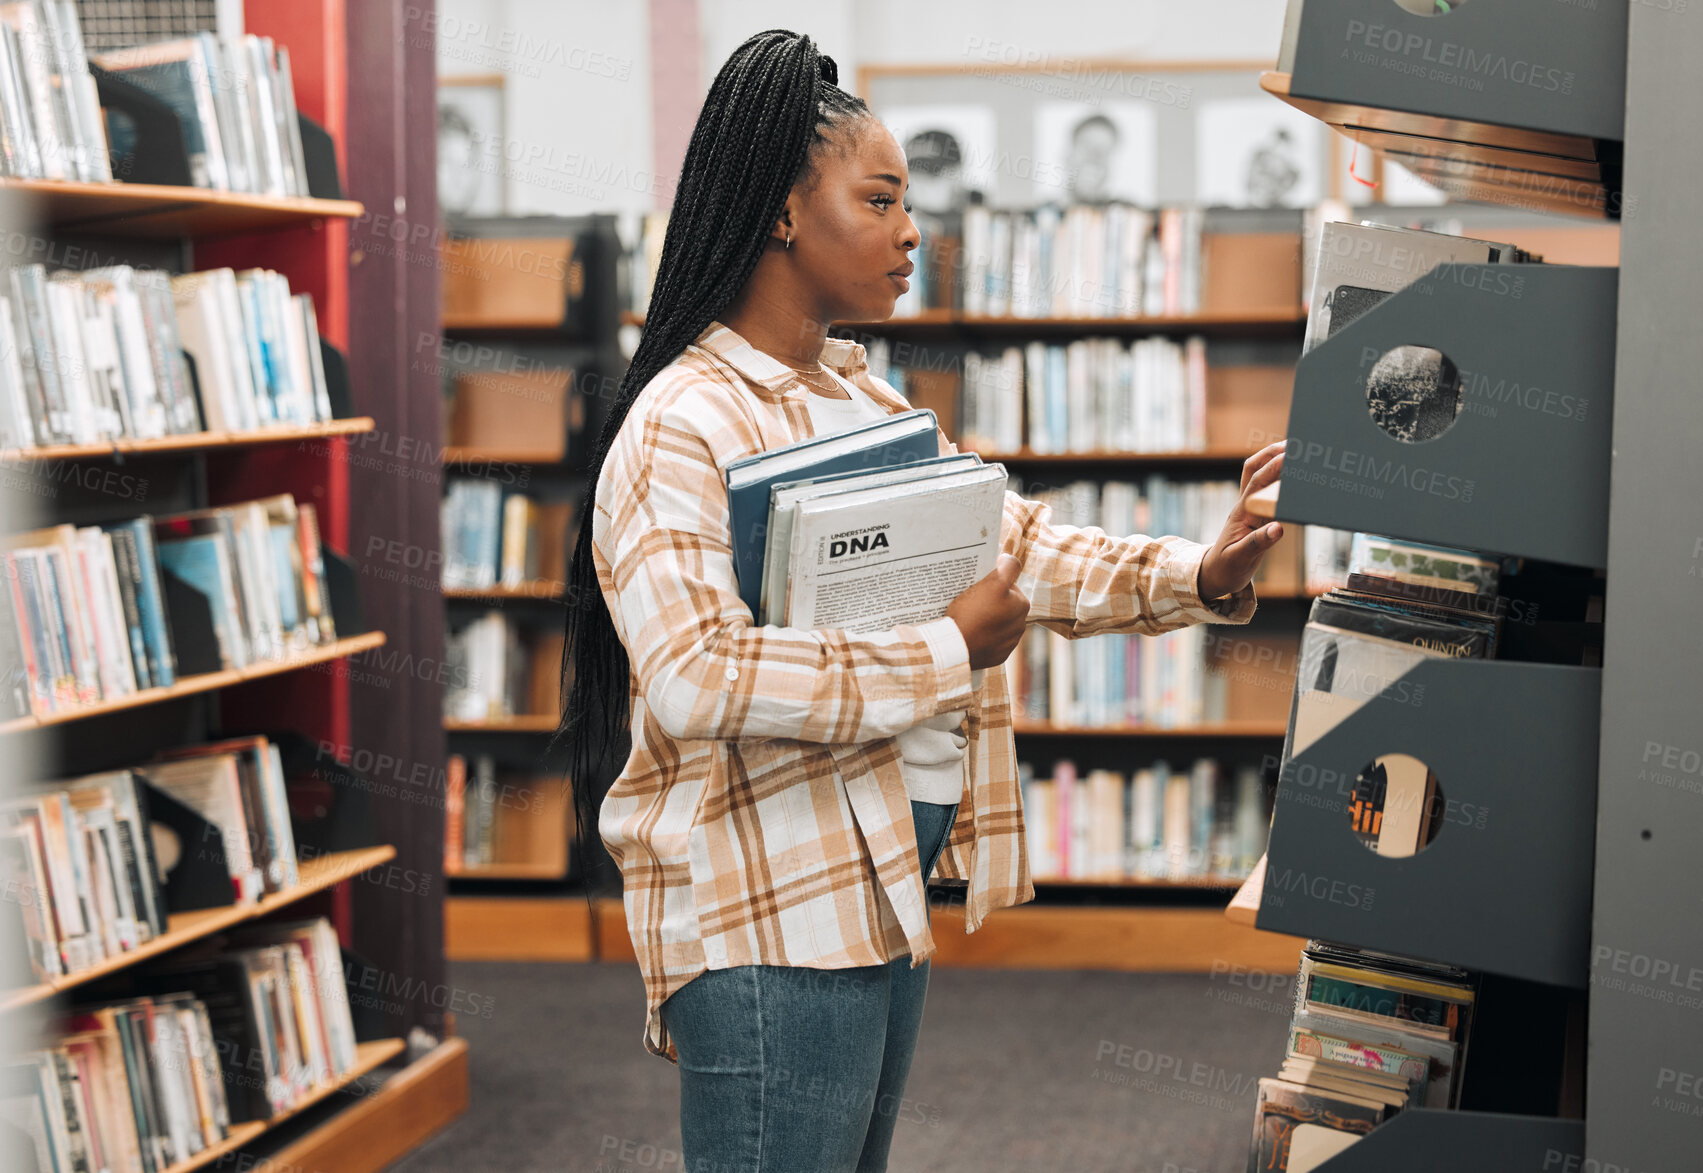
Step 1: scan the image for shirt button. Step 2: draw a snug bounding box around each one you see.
[725,667,739,681]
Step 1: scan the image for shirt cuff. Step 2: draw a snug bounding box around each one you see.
[913,616,978,715]
[1163,538,1258,625]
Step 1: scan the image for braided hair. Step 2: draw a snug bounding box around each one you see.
[553,31,873,875]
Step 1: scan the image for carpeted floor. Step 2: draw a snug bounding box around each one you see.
[391,961,1293,1173]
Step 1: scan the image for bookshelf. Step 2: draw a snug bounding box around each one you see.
[0,4,464,1172]
[436,214,622,959]
[1232,3,1696,1169]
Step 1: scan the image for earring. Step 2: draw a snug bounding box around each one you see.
[784,232,792,250]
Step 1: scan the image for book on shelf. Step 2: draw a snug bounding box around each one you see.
[444,755,571,873]
[172,267,333,433]
[0,496,336,720]
[723,406,940,620]
[440,477,575,592]
[93,30,311,196]
[1246,939,1478,1171]
[443,611,560,721]
[0,1,111,183]
[1020,756,1269,883]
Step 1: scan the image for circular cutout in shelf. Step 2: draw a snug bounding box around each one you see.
[1349,752,1446,858]
[1365,345,1465,443]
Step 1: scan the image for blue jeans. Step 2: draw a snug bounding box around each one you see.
[658,799,960,1173]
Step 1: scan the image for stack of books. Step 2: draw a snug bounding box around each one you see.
[440,480,575,592]
[94,31,313,196]
[1020,756,1269,883]
[1248,940,1477,1171]
[443,614,561,721]
[0,496,338,720]
[960,203,1205,319]
[0,262,336,452]
[722,408,1007,634]
[0,2,110,182]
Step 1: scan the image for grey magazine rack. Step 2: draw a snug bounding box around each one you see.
[1256,659,1600,988]
[1275,264,1616,569]
[1262,5,1701,1170]
[1289,0,1626,141]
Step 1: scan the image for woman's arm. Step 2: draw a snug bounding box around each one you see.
[597,398,978,745]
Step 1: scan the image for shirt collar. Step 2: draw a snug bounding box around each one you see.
[692,320,872,398]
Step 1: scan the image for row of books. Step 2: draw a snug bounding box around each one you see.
[0,495,338,721]
[443,613,562,722]
[0,263,335,452]
[442,755,570,873]
[440,479,575,592]
[97,31,314,197]
[902,334,1210,457]
[0,1,109,182]
[623,203,1209,321]
[1248,941,1477,1171]
[957,203,1207,319]
[9,916,360,1173]
[1019,757,1269,883]
[2,738,302,983]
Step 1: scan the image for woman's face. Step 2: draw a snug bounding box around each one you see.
[787,119,919,323]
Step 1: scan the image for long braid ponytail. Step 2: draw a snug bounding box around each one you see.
[553,31,871,879]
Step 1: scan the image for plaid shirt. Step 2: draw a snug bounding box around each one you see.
[592,320,1258,1061]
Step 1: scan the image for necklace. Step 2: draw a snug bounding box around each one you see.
[779,359,852,399]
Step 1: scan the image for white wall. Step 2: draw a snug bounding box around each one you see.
[434,0,1290,217]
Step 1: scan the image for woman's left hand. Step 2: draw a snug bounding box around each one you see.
[1197,441,1286,601]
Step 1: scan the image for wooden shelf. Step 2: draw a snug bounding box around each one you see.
[443,714,558,733]
[0,845,398,1012]
[154,1038,406,1173]
[623,307,1305,335]
[0,632,388,735]
[971,446,1265,465]
[1259,71,1617,220]
[446,895,593,962]
[1012,719,1288,738]
[1031,875,1248,890]
[446,861,569,881]
[440,446,567,466]
[442,581,566,601]
[250,1037,468,1173]
[0,418,378,463]
[0,178,365,238]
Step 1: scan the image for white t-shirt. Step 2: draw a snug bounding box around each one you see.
[799,368,968,806]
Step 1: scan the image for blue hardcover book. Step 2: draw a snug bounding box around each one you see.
[154,532,243,671]
[723,407,939,619]
[104,518,177,688]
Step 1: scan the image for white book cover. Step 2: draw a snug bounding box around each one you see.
[171,272,243,431]
[761,454,981,627]
[783,464,1005,634]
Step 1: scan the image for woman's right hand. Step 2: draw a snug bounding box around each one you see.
[945,553,1030,670]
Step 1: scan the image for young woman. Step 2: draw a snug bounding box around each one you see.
[557,30,1285,1172]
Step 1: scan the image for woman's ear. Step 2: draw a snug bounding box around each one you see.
[771,193,799,249]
